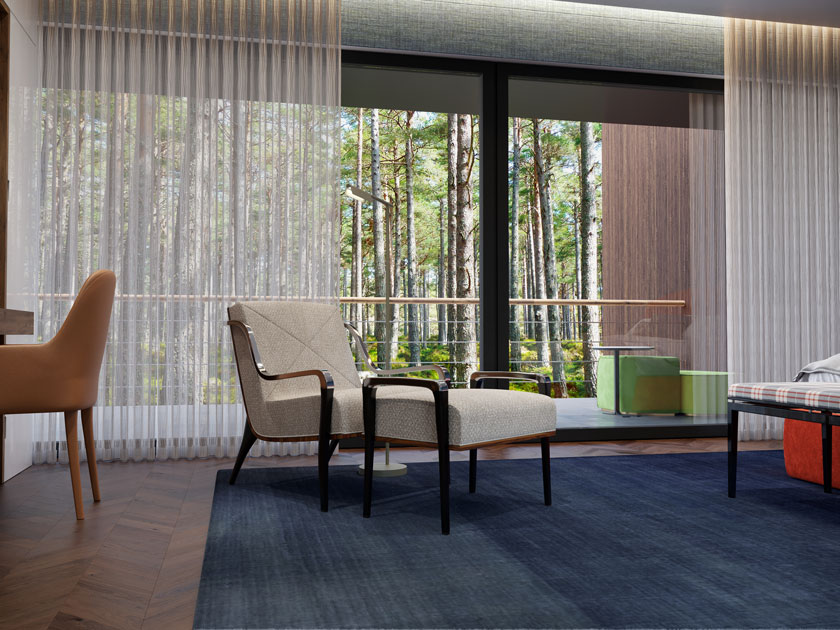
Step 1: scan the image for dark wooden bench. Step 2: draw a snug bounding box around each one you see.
[728,382,840,497]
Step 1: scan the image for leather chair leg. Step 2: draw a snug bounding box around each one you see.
[64,411,84,520]
[80,407,100,502]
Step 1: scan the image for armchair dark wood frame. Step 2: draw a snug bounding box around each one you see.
[227,318,339,513]
[226,318,451,513]
[363,370,554,535]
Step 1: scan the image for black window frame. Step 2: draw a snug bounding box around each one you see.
[341,49,723,377]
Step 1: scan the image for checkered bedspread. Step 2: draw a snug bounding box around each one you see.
[729,382,840,411]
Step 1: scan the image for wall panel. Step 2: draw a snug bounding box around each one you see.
[601,122,725,371]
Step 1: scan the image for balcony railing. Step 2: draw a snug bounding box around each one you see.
[339,296,685,392]
[28,293,686,397]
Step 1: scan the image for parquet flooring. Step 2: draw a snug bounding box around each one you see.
[0,438,781,629]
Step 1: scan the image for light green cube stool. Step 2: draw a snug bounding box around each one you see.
[596,355,681,414]
[680,370,729,416]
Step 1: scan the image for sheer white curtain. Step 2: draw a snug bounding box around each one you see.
[725,19,840,439]
[688,93,726,375]
[35,0,341,463]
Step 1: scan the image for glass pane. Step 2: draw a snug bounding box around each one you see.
[507,118,602,396]
[340,108,480,386]
[509,102,726,420]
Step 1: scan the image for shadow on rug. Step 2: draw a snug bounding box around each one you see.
[194,451,840,629]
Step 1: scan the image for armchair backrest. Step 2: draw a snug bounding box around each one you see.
[228,301,361,409]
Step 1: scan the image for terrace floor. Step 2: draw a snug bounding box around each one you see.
[553,397,727,441]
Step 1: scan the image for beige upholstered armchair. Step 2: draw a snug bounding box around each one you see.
[227,301,447,512]
[228,301,556,528]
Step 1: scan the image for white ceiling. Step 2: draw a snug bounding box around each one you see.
[559,0,840,28]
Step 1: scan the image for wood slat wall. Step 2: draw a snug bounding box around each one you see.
[601,123,726,369]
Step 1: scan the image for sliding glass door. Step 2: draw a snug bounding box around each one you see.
[507,76,726,419]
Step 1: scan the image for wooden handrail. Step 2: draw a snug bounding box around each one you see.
[340,297,686,307]
[28,294,685,308]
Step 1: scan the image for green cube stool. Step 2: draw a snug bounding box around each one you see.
[596,355,681,414]
[680,370,729,416]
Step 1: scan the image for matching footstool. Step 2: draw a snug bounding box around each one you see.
[362,371,557,534]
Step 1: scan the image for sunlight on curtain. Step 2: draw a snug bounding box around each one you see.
[725,19,840,439]
[35,0,341,462]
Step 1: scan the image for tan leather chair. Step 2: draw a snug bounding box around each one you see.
[0,270,116,519]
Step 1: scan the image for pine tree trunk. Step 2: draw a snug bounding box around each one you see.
[422,271,429,344]
[351,108,364,328]
[446,114,458,361]
[530,174,549,365]
[580,121,600,397]
[533,119,567,395]
[455,114,477,383]
[574,204,582,340]
[524,209,535,340]
[561,263,572,339]
[509,118,522,370]
[405,112,420,365]
[371,109,387,366]
[391,145,401,363]
[438,198,447,343]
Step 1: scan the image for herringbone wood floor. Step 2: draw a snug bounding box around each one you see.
[0,438,781,629]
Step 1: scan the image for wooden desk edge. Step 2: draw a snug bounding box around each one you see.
[0,308,34,336]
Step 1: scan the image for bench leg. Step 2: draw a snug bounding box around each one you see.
[823,414,832,494]
[728,405,738,498]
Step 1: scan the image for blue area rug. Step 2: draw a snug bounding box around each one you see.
[194,451,840,629]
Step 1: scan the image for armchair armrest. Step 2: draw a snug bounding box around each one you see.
[362,375,448,393]
[227,320,334,389]
[470,371,552,396]
[345,322,450,383]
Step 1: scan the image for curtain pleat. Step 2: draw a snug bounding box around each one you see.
[688,93,727,377]
[35,0,341,463]
[725,19,840,439]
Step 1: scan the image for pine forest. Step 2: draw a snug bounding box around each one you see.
[339,109,603,395]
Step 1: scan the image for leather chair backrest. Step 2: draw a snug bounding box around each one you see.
[49,269,117,409]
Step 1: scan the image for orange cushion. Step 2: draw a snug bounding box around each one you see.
[783,418,840,490]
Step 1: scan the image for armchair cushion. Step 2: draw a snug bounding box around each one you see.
[263,387,366,438]
[373,388,557,447]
